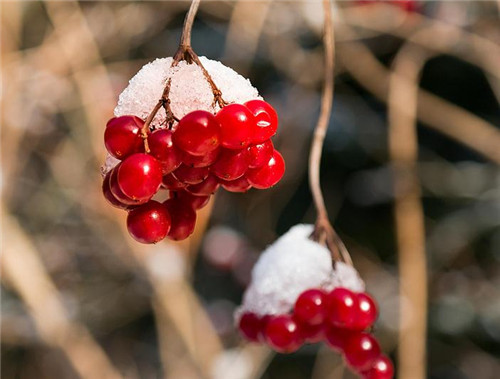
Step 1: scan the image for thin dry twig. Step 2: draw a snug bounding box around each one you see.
[2,213,123,379]
[388,46,429,379]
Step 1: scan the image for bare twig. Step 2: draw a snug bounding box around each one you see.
[309,0,352,266]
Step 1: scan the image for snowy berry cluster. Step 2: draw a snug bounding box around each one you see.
[236,225,393,379]
[239,288,392,378]
[102,99,284,244]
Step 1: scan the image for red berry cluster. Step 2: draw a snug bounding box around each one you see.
[102,100,285,244]
[238,287,393,378]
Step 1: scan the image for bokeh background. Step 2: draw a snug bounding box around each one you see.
[2,1,500,378]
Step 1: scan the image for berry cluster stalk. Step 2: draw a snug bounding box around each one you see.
[308,0,352,266]
[140,0,226,152]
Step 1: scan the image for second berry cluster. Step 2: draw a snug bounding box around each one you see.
[102,100,285,244]
[239,287,393,379]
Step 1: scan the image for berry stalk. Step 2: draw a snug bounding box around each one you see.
[308,0,352,265]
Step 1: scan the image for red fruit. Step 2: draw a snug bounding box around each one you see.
[354,293,378,331]
[247,140,274,169]
[185,175,220,195]
[238,312,262,342]
[117,153,163,201]
[219,176,252,193]
[148,129,182,174]
[170,190,210,210]
[264,315,303,353]
[126,200,171,244]
[326,287,359,329]
[102,172,136,210]
[246,150,285,189]
[343,333,381,371]
[181,148,220,168]
[173,110,220,156]
[164,198,197,241]
[162,173,186,190]
[324,326,355,352]
[109,166,144,206]
[104,116,145,159]
[173,164,209,185]
[216,103,255,149]
[211,148,250,181]
[244,100,278,143]
[294,289,327,326]
[361,355,394,379]
[298,322,324,344]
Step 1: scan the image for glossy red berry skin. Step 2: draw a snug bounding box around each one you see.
[343,332,381,371]
[264,315,303,353]
[353,293,378,331]
[170,190,210,210]
[244,100,278,143]
[238,312,262,342]
[148,129,182,174]
[326,287,359,329]
[246,150,285,189]
[172,164,209,185]
[216,103,255,149]
[185,175,220,196]
[361,355,394,379]
[324,326,355,352]
[181,148,220,168]
[298,322,325,344]
[109,166,143,206]
[294,289,327,326]
[247,140,274,169]
[164,198,197,241]
[211,148,250,181]
[104,116,144,159]
[126,200,171,244]
[117,153,163,201]
[162,173,186,190]
[219,176,252,193]
[173,110,220,156]
[102,172,136,210]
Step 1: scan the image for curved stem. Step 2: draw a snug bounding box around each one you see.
[179,0,201,48]
[309,0,352,265]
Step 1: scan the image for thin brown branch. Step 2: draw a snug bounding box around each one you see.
[179,0,201,48]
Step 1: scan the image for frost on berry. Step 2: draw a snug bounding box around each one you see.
[236,224,365,321]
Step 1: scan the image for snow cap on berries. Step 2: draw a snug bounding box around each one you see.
[237,224,365,318]
[115,56,261,127]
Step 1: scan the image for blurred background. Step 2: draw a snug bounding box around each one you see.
[2,1,500,378]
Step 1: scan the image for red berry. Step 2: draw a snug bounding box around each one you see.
[298,322,324,344]
[353,293,378,331]
[117,153,163,201]
[109,166,143,206]
[343,333,381,371]
[185,175,220,196]
[244,100,278,143]
[211,148,250,181]
[326,287,358,329]
[164,198,197,241]
[219,176,252,193]
[238,312,262,342]
[361,355,394,379]
[216,103,255,149]
[181,148,220,168]
[264,315,303,353]
[162,173,186,190]
[173,110,220,156]
[148,129,182,174]
[246,150,285,189]
[102,172,133,210]
[126,200,171,244]
[324,326,355,352]
[294,289,327,326]
[247,140,274,169]
[169,190,210,210]
[173,164,209,185]
[104,116,145,159]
